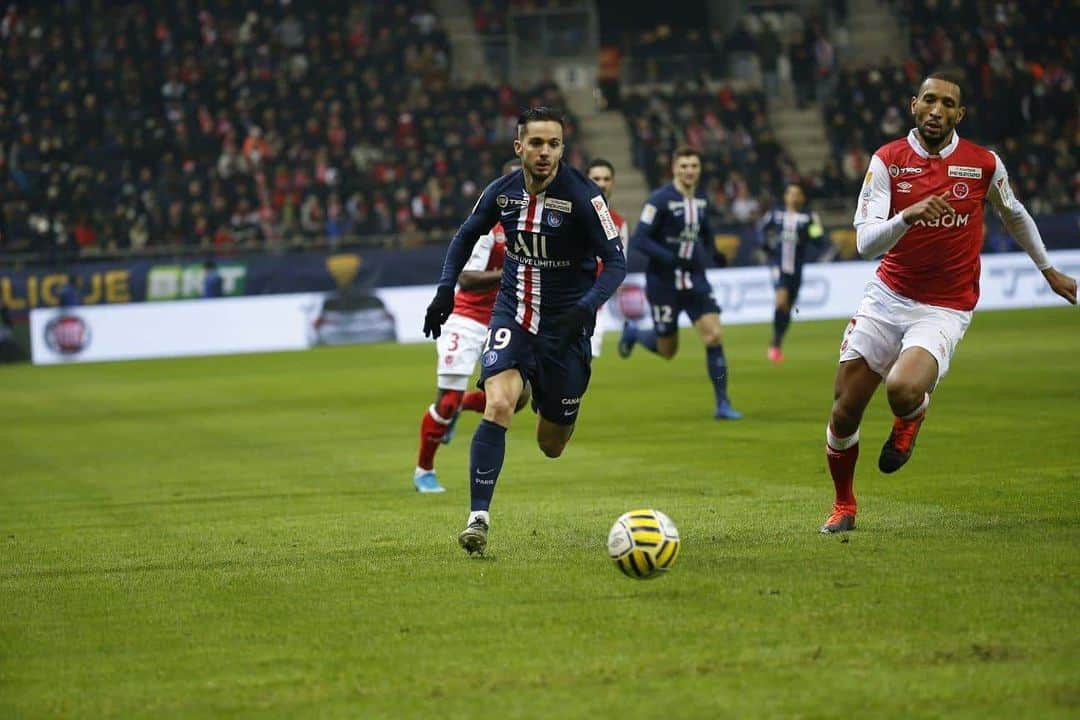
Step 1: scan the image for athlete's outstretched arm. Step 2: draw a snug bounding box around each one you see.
[438,188,499,288]
[629,200,677,266]
[578,195,628,313]
[425,186,500,338]
[988,153,1076,304]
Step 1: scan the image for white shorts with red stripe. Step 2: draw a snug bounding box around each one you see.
[839,279,971,388]
[435,314,488,390]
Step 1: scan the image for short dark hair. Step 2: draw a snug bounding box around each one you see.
[517,107,565,138]
[673,145,702,161]
[920,68,965,104]
[586,158,615,176]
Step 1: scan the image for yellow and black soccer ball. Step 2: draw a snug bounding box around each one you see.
[607,509,680,579]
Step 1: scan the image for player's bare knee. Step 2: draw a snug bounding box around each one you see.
[886,379,924,414]
[485,395,516,424]
[830,400,861,437]
[657,344,678,359]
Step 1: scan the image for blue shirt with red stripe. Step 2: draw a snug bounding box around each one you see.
[631,183,714,290]
[439,163,627,336]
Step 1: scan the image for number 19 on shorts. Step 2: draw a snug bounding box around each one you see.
[484,327,512,351]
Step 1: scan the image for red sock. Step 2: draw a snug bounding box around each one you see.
[461,390,486,413]
[417,408,448,471]
[826,443,859,507]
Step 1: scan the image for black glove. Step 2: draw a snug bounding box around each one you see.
[674,242,704,271]
[557,304,593,351]
[423,285,454,339]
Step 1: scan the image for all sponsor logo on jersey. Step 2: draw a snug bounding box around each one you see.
[948,165,982,179]
[545,198,572,213]
[889,164,923,177]
[897,181,913,193]
[591,195,620,240]
[952,181,969,199]
[546,210,563,227]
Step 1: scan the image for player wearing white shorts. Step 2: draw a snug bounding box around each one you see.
[413,221,530,492]
[820,70,1077,533]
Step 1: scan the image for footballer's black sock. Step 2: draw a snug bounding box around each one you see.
[772,307,791,348]
[469,419,507,512]
[637,327,660,353]
[706,344,729,406]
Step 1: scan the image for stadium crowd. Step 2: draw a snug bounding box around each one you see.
[822,0,1076,211]
[1,0,1074,259]
[0,1,582,257]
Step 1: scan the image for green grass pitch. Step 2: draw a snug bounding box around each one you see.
[2,307,1078,719]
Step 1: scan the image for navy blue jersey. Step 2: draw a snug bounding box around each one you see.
[631,183,713,291]
[757,208,824,275]
[439,163,626,335]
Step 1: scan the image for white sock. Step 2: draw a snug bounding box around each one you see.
[468,510,490,527]
[428,404,453,424]
[901,393,930,420]
[415,466,431,476]
[826,425,860,451]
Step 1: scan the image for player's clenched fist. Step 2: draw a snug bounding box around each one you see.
[423,285,454,338]
[901,193,954,224]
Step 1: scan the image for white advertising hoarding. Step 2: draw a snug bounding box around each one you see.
[31,293,324,365]
[377,250,1080,343]
[29,251,1080,364]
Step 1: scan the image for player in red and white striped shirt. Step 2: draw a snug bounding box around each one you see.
[585,158,630,358]
[821,70,1077,533]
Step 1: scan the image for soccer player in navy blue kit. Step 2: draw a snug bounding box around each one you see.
[423,107,627,555]
[757,182,825,363]
[617,146,742,420]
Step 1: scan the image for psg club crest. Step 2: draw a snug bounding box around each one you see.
[546,210,563,227]
[44,314,91,355]
[482,351,499,368]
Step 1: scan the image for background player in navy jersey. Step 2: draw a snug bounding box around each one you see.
[757,182,826,363]
[617,146,742,420]
[423,107,627,555]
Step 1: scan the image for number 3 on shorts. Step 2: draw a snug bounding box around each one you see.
[484,327,512,352]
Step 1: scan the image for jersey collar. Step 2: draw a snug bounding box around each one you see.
[906,128,960,159]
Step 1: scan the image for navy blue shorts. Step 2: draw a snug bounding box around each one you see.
[644,280,721,337]
[771,265,803,300]
[478,321,592,426]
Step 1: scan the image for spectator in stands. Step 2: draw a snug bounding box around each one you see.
[203,260,224,298]
[58,275,81,308]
